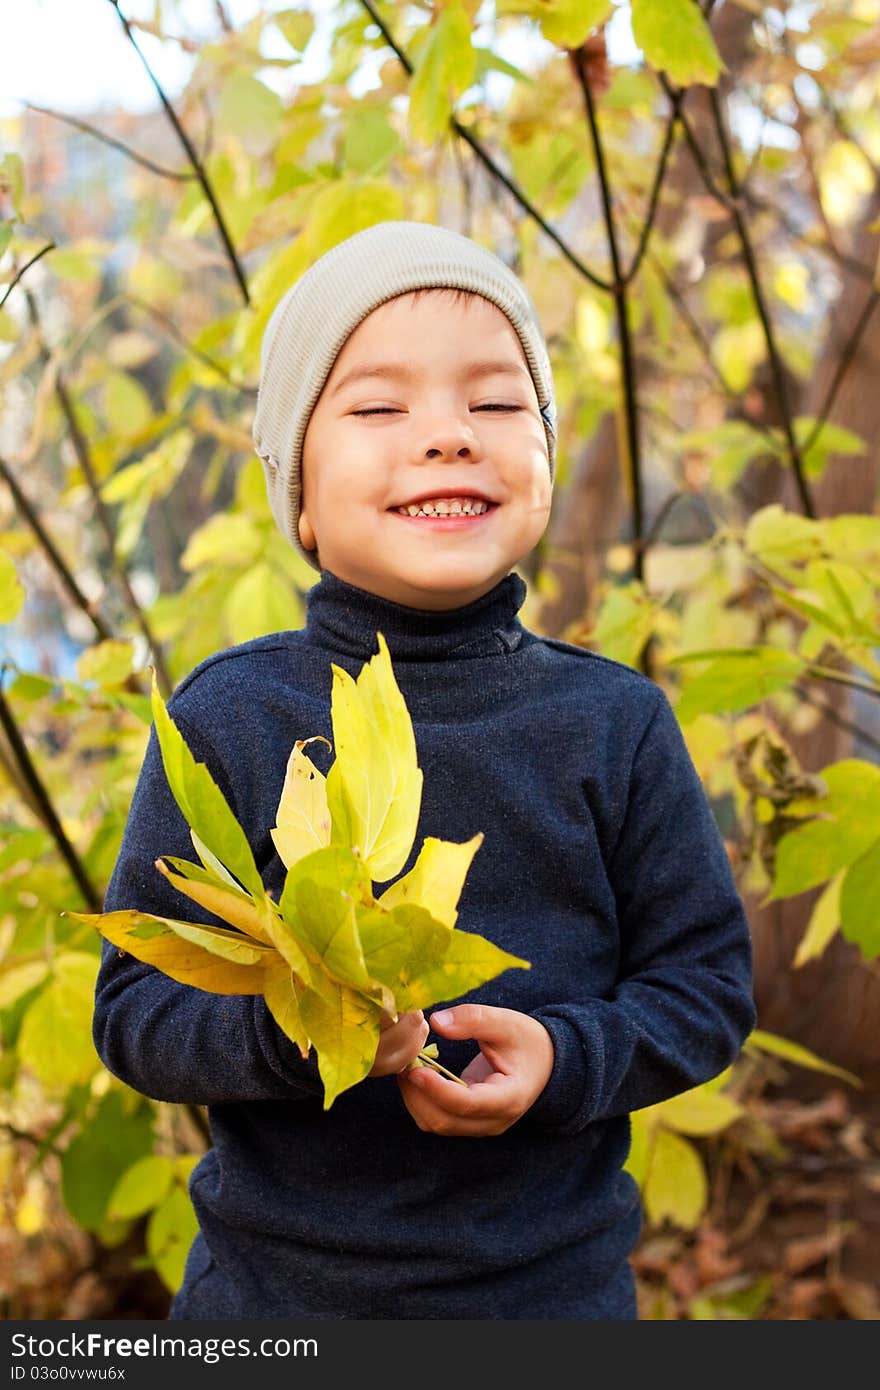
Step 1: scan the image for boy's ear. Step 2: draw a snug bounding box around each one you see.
[297,504,317,555]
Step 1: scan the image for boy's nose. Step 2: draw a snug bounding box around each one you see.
[418,418,482,461]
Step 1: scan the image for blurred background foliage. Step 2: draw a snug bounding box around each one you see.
[1,0,879,1319]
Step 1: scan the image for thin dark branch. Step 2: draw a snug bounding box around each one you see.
[806,663,880,702]
[107,0,249,305]
[670,78,817,518]
[623,97,681,284]
[358,0,612,292]
[22,282,174,697]
[0,242,56,310]
[0,455,113,645]
[793,682,880,756]
[22,101,196,181]
[571,53,645,596]
[214,0,233,32]
[124,294,257,394]
[0,675,102,911]
[0,1121,61,1157]
[707,85,815,518]
[801,287,880,457]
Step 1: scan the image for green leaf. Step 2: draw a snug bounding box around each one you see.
[279,845,375,994]
[772,761,880,897]
[673,647,804,722]
[274,7,315,53]
[745,505,824,571]
[147,1184,199,1292]
[409,1,477,145]
[496,0,612,47]
[217,74,284,154]
[677,421,771,490]
[593,582,658,669]
[150,670,265,900]
[343,106,401,175]
[103,371,153,438]
[632,0,725,87]
[793,871,843,967]
[643,1129,707,1229]
[76,639,136,689]
[17,953,101,1089]
[108,1155,175,1221]
[61,1091,154,1231]
[745,1028,862,1088]
[0,550,25,622]
[325,632,424,883]
[794,416,866,480]
[840,839,880,960]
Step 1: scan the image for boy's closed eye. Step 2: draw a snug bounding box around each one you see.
[350,404,525,417]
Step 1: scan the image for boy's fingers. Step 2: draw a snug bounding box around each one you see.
[429,1003,519,1044]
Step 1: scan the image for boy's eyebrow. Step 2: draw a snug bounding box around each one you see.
[330,359,529,397]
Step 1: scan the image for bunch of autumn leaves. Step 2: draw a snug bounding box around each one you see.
[71,635,529,1108]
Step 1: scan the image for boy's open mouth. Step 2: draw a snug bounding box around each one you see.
[386,503,497,528]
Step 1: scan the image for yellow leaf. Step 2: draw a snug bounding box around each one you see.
[745,1028,862,1088]
[298,979,383,1110]
[643,1129,707,1229]
[652,1083,743,1136]
[67,910,276,994]
[0,550,25,623]
[263,964,311,1059]
[76,639,136,689]
[377,832,483,926]
[270,736,333,868]
[794,871,843,967]
[155,858,276,945]
[325,632,423,882]
[395,924,530,1012]
[17,954,100,1089]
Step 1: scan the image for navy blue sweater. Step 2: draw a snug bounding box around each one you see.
[93,568,756,1320]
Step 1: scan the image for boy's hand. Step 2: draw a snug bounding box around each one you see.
[368,1009,430,1078]
[397,1005,555,1136]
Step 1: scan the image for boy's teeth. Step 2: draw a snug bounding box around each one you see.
[397,497,490,517]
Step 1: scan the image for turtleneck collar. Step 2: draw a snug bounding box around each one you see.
[302,569,528,661]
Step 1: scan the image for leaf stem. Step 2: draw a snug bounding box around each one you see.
[413,1049,468,1086]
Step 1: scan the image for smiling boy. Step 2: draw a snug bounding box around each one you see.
[94,220,756,1320]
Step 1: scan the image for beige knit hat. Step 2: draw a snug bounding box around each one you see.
[252,219,557,573]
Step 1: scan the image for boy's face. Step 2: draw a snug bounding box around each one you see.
[298,290,552,610]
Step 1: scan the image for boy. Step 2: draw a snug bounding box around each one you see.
[93,220,756,1320]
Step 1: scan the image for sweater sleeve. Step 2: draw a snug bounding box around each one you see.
[92,704,325,1106]
[526,688,756,1136]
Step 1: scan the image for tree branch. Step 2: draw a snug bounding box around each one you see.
[22,282,174,697]
[0,673,102,912]
[570,50,645,595]
[357,0,612,292]
[107,0,249,305]
[22,102,196,181]
[801,286,880,458]
[0,455,114,646]
[0,242,56,310]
